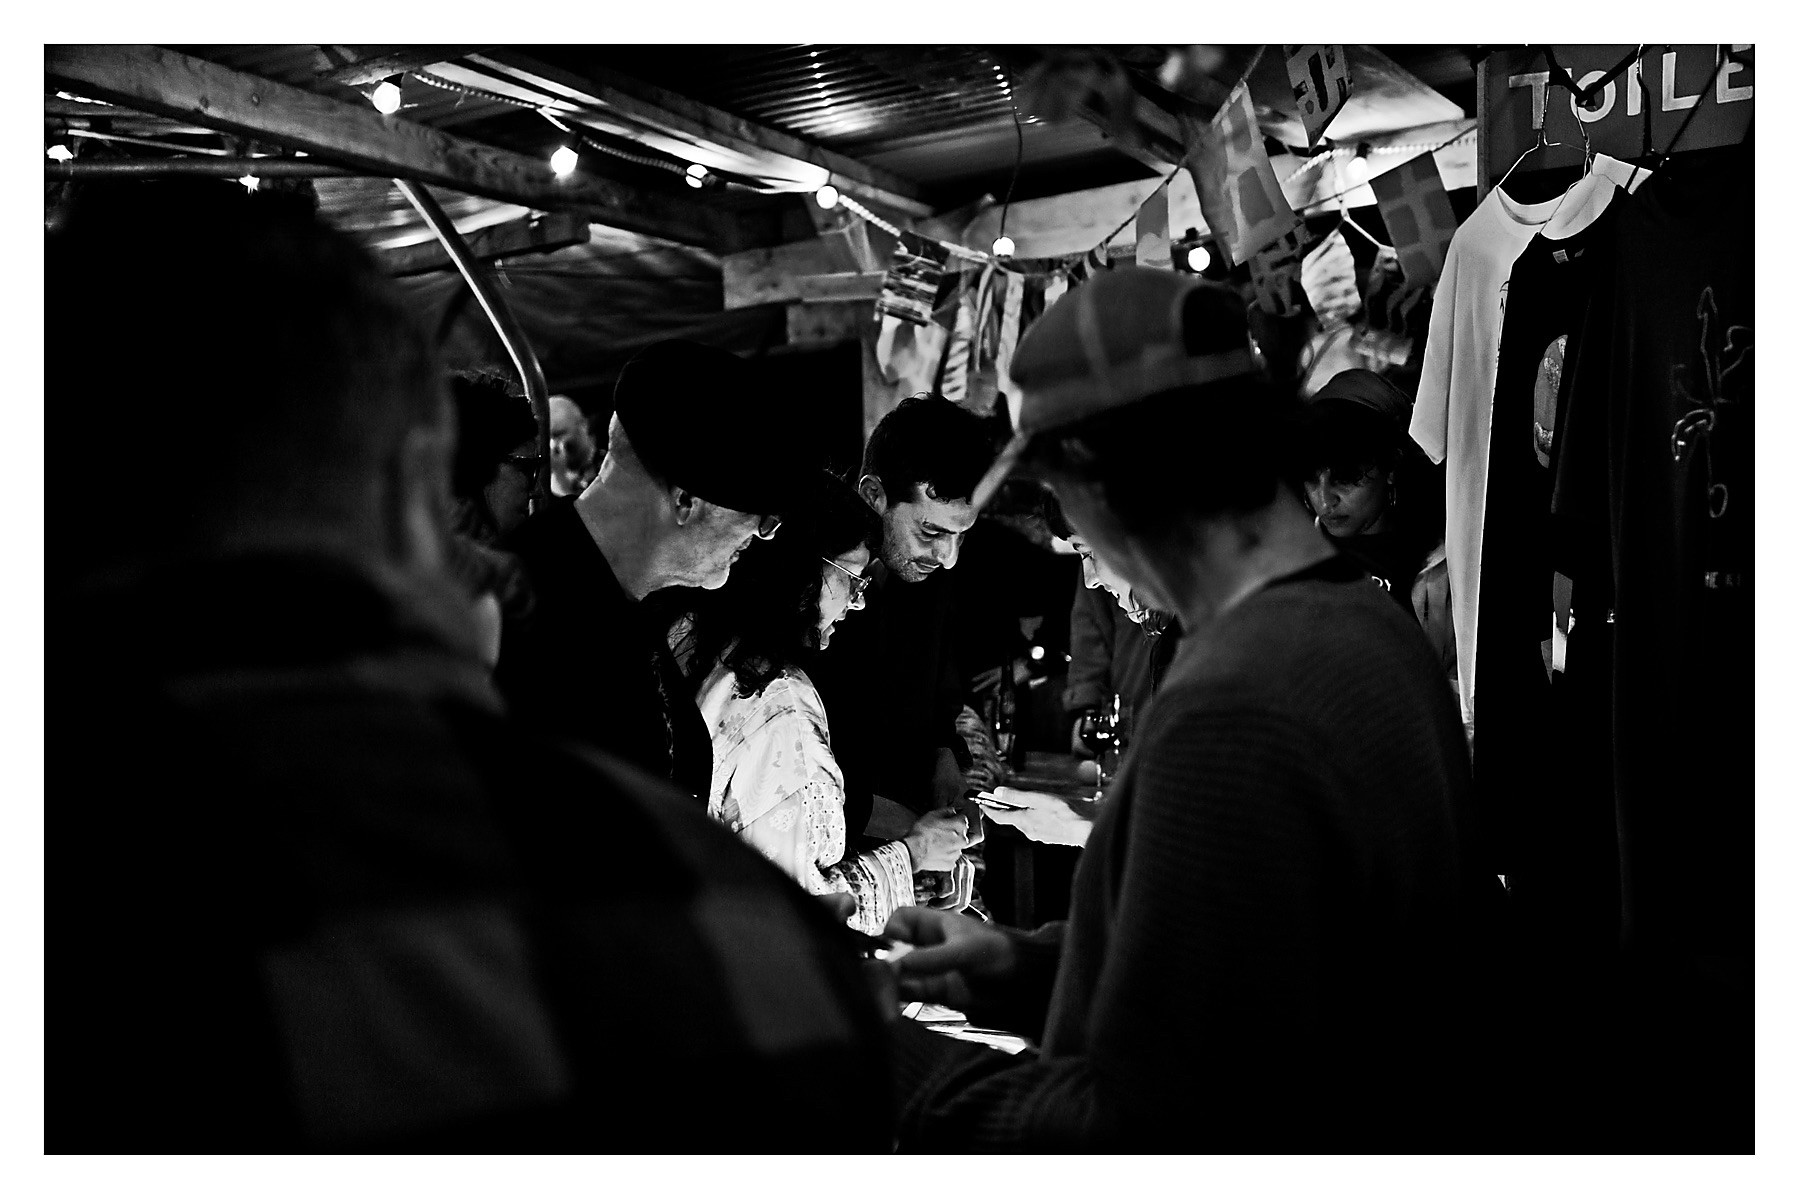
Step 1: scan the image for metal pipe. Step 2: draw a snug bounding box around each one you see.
[63,128,234,155]
[46,159,361,179]
[395,178,551,508]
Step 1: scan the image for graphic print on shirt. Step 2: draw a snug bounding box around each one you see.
[1533,335,1566,468]
[1670,286,1752,520]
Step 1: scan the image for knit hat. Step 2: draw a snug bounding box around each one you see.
[1308,368,1411,429]
[972,268,1262,509]
[612,340,805,517]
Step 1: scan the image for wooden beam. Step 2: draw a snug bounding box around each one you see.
[376,211,590,276]
[45,45,735,250]
[723,235,871,308]
[464,49,935,217]
[786,300,876,348]
[315,45,495,87]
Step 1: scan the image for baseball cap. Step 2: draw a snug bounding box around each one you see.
[971,267,1262,509]
[611,340,805,517]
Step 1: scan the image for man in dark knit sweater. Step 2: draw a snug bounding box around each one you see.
[881,269,1503,1150]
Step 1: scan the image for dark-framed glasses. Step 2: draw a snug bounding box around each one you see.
[821,556,871,604]
[502,452,546,473]
[755,514,783,540]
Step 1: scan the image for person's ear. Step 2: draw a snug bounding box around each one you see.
[670,485,703,527]
[858,473,888,513]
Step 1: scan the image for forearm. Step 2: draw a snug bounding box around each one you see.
[888,1019,1109,1151]
[822,841,913,936]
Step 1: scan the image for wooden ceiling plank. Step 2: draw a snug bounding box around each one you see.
[467,49,935,217]
[377,210,590,276]
[316,45,497,87]
[45,44,736,250]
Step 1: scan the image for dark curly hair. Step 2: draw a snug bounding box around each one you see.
[691,471,882,697]
[863,393,999,505]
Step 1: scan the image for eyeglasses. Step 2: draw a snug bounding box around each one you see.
[821,556,871,604]
[501,452,545,473]
[755,514,783,541]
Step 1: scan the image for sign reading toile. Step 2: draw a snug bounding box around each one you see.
[1183,80,1300,267]
[1482,45,1752,186]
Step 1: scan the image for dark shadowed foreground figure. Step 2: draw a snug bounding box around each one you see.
[46,182,891,1151]
[881,269,1505,1151]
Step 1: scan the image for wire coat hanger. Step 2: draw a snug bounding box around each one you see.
[1494,119,1562,195]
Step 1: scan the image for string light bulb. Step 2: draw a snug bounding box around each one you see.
[992,234,1015,257]
[45,143,73,162]
[237,174,259,192]
[550,145,578,177]
[814,183,840,210]
[370,78,403,115]
[685,163,707,180]
[685,175,703,188]
[1186,244,1211,272]
[1344,143,1372,187]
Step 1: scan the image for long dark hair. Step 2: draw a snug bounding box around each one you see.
[691,471,881,696]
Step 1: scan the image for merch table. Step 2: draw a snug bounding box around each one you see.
[976,752,1098,929]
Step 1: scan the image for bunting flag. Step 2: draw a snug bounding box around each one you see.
[1368,152,1457,288]
[1043,273,1069,309]
[1300,227,1361,329]
[1246,221,1310,317]
[1284,45,1352,149]
[993,271,1027,404]
[876,231,952,327]
[1182,80,1300,266]
[1134,178,1172,269]
[1065,242,1112,290]
[875,312,951,397]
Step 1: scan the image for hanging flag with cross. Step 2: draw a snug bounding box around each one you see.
[1369,152,1457,289]
[1182,79,1300,266]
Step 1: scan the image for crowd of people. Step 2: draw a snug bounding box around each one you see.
[50,179,1562,1152]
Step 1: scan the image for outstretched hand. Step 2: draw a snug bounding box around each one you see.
[883,906,1018,1011]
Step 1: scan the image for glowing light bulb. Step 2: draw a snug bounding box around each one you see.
[1344,154,1370,187]
[237,174,259,192]
[685,175,703,188]
[992,234,1015,257]
[814,184,840,210]
[1187,244,1211,272]
[45,143,73,162]
[1030,645,1046,662]
[685,163,707,180]
[371,79,403,114]
[550,145,578,177]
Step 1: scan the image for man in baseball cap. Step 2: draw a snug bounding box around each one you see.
[497,339,806,797]
[880,267,1502,1149]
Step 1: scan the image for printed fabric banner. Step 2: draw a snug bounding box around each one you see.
[1301,227,1361,329]
[1247,221,1309,317]
[1285,44,1352,149]
[1135,179,1172,269]
[1182,81,1300,266]
[876,231,952,327]
[1369,152,1457,288]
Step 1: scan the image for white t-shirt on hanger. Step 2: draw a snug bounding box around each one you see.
[1410,172,1619,735]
